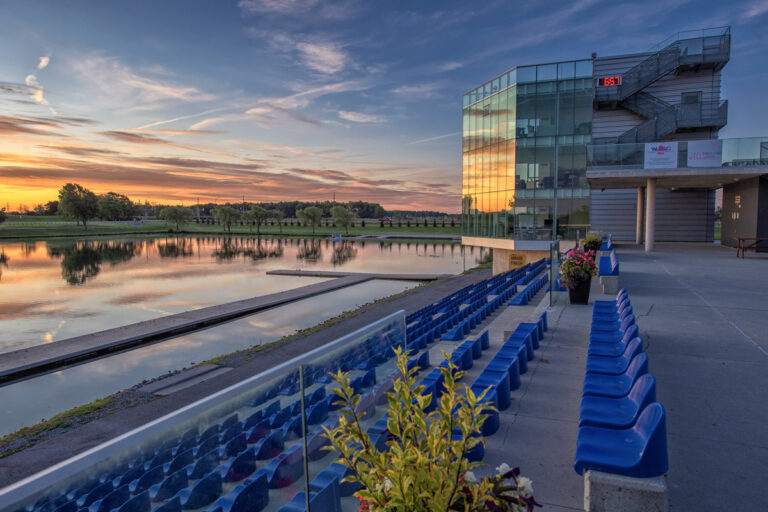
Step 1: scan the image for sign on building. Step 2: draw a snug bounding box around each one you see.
[508,253,526,267]
[687,139,723,167]
[644,142,678,169]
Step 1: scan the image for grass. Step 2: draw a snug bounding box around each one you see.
[0,216,461,239]
[0,396,119,458]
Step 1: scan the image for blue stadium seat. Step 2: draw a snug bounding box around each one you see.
[586,338,643,375]
[574,402,668,478]
[206,472,269,512]
[116,491,149,512]
[582,353,648,399]
[130,465,164,495]
[579,374,656,429]
[253,428,284,460]
[175,470,222,509]
[263,444,304,489]
[87,484,129,512]
[588,334,641,358]
[76,482,114,508]
[277,479,341,512]
[217,447,256,482]
[149,468,188,502]
[472,370,510,411]
[311,462,361,497]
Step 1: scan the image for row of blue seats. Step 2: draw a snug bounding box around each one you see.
[25,336,397,512]
[574,289,668,479]
[470,312,548,439]
[509,273,549,306]
[598,249,619,277]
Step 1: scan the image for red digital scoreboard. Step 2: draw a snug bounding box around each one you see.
[598,76,621,87]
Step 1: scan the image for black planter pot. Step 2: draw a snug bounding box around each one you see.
[568,275,592,304]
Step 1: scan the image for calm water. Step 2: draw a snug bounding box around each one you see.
[0,279,418,435]
[0,236,487,434]
[0,236,484,353]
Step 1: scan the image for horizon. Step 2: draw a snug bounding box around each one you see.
[2,0,768,213]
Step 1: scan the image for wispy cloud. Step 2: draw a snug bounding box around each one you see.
[238,0,359,20]
[73,56,217,108]
[295,41,347,74]
[37,55,51,70]
[438,61,464,72]
[742,0,768,19]
[130,129,225,136]
[392,84,441,98]
[337,110,386,123]
[24,74,55,113]
[408,132,460,145]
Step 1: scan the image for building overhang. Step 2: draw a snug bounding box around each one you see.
[586,166,768,189]
[462,237,577,251]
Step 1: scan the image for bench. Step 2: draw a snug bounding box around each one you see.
[736,237,768,258]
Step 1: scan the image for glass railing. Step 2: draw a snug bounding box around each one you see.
[0,311,407,512]
[648,26,730,53]
[587,137,768,171]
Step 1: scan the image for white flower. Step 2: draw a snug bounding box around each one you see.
[517,476,534,495]
[463,471,478,483]
[382,478,393,491]
[495,462,511,475]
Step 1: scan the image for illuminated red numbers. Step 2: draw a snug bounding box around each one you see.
[598,76,621,87]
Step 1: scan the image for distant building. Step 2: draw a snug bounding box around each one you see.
[461,26,768,272]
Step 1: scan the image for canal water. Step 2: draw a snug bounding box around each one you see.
[0,236,484,353]
[0,236,487,435]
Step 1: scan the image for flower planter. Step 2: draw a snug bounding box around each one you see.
[568,275,591,304]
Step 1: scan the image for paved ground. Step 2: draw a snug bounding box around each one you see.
[0,269,491,488]
[266,269,450,280]
[612,243,768,510]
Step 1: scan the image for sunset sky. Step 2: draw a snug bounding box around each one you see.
[2,0,767,212]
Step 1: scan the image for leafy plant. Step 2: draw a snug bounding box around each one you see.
[580,231,602,252]
[559,247,597,290]
[323,348,538,511]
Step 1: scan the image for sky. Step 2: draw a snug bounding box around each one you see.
[1,0,767,213]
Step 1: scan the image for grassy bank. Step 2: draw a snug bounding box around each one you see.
[0,216,461,239]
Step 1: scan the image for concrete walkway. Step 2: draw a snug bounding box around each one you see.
[612,243,768,510]
[0,275,372,385]
[266,269,450,280]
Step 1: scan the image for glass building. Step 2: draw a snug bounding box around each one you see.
[461,59,593,243]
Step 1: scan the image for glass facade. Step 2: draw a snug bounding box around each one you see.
[462,59,593,241]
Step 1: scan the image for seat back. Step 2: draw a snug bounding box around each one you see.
[622,337,643,361]
[625,353,649,383]
[631,403,669,477]
[619,314,636,333]
[621,325,640,345]
[627,374,657,412]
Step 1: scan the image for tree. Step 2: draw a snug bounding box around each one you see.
[243,206,270,235]
[98,192,134,221]
[268,209,284,234]
[297,206,323,235]
[213,205,240,233]
[332,205,357,235]
[58,183,99,230]
[44,201,59,215]
[158,206,193,230]
[0,208,6,225]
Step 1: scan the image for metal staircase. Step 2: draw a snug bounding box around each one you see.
[595,27,730,144]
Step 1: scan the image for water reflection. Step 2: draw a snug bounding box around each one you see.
[0,235,485,351]
[331,241,358,266]
[47,241,143,285]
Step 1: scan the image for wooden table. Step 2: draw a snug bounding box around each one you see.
[736,237,768,258]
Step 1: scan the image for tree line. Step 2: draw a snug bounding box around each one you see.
[47,183,368,233]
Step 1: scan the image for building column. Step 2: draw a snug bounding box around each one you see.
[645,178,656,252]
[636,187,645,245]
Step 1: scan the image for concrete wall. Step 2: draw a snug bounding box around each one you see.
[591,188,715,242]
[721,177,760,247]
[492,248,550,275]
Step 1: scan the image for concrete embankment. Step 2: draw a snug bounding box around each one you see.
[266,269,451,280]
[0,274,373,385]
[0,269,491,487]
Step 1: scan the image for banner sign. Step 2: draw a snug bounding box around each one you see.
[644,141,678,169]
[687,139,723,167]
